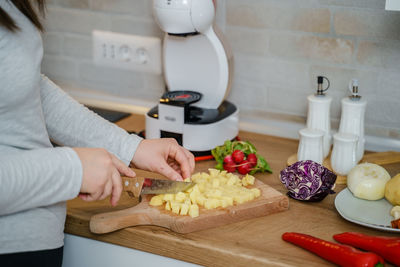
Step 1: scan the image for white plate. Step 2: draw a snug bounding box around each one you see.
[335,188,400,233]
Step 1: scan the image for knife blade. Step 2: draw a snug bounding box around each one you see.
[121,176,195,198]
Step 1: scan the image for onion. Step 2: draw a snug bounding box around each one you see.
[348,163,390,200]
[280,160,337,202]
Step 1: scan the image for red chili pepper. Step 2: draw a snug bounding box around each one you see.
[334,232,400,266]
[282,232,384,267]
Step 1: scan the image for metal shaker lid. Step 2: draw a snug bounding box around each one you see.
[315,76,330,96]
[348,79,361,100]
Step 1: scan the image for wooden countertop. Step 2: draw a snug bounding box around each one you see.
[65,113,399,267]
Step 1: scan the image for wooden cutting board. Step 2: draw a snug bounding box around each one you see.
[287,151,400,184]
[90,179,289,234]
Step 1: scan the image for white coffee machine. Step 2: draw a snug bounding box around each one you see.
[146,0,239,155]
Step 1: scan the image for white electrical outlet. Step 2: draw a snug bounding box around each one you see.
[92,30,162,75]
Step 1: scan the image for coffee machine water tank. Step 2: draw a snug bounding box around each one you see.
[153,0,215,34]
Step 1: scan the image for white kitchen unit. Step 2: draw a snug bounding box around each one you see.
[62,234,199,267]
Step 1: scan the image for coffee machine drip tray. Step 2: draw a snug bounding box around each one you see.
[147,100,237,125]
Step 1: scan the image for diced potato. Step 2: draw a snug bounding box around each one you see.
[242,174,256,186]
[221,196,234,206]
[184,177,192,182]
[201,172,210,180]
[191,172,202,181]
[221,199,230,208]
[209,168,220,177]
[149,195,164,206]
[151,169,262,217]
[234,194,248,204]
[227,176,237,186]
[163,194,174,202]
[191,184,200,194]
[171,201,181,214]
[204,198,221,209]
[184,198,191,205]
[175,192,186,203]
[180,203,190,215]
[197,183,206,193]
[189,204,199,218]
[246,193,255,202]
[227,175,241,186]
[196,195,206,206]
[212,178,220,188]
[186,187,194,193]
[189,191,198,204]
[208,189,222,198]
[251,188,261,198]
[218,177,227,185]
[246,174,255,185]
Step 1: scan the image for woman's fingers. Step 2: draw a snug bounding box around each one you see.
[182,148,195,173]
[130,138,195,181]
[167,144,192,180]
[157,161,183,181]
[168,160,182,173]
[74,148,132,205]
[111,153,136,177]
[82,190,102,202]
[110,167,123,206]
[99,179,113,201]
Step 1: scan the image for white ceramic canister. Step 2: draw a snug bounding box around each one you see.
[297,128,325,164]
[330,132,358,176]
[306,76,332,158]
[338,79,367,163]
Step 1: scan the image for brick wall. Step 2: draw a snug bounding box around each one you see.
[42,0,400,139]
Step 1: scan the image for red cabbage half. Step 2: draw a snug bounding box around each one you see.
[279,160,337,202]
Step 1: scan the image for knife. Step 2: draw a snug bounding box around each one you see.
[121,176,195,198]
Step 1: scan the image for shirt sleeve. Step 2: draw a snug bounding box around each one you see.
[39,75,143,165]
[0,147,82,216]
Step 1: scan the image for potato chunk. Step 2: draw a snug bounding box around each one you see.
[189,204,199,218]
[149,169,262,217]
[149,195,164,206]
[180,203,190,215]
[175,192,187,203]
[171,201,181,214]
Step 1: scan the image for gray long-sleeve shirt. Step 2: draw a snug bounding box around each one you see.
[0,0,142,253]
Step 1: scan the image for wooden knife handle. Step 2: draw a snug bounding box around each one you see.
[121,176,144,198]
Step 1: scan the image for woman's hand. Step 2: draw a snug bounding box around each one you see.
[73,148,136,206]
[131,139,195,181]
